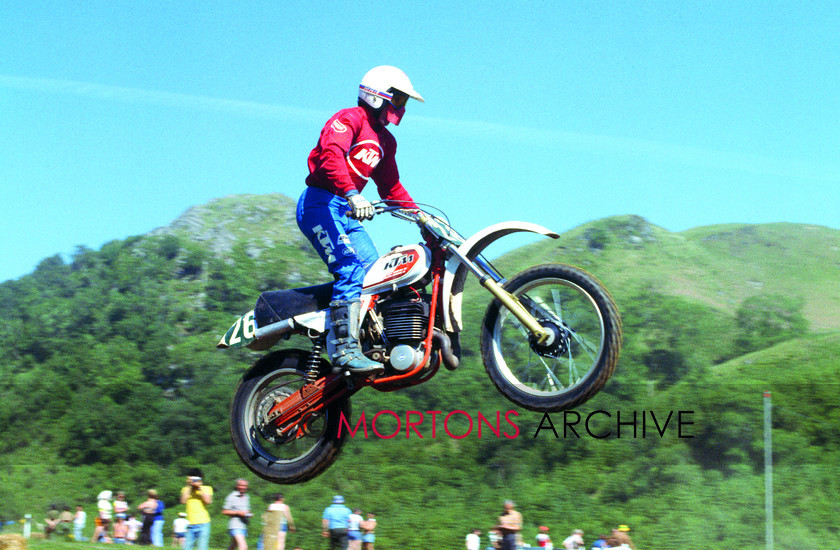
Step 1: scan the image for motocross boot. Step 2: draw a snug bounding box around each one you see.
[326,299,384,375]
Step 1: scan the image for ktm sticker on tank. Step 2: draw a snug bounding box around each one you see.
[378,252,418,284]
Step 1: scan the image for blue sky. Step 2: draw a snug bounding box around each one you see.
[2,2,839,283]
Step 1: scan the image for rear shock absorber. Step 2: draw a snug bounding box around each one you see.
[304,334,325,384]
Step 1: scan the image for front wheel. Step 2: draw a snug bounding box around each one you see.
[229,350,350,484]
[481,264,622,412]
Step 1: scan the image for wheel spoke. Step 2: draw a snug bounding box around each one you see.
[493,276,606,398]
[532,352,563,391]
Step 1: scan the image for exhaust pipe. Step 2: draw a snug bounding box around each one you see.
[433,328,460,371]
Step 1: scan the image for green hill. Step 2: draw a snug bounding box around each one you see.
[500,215,840,330]
[0,195,837,550]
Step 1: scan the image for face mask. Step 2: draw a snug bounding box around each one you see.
[379,104,406,126]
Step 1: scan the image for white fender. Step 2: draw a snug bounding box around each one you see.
[441,221,560,332]
[294,310,328,333]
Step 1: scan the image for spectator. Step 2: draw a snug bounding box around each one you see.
[360,512,376,550]
[181,469,213,550]
[496,500,522,550]
[536,526,552,550]
[92,490,113,543]
[139,489,166,547]
[347,509,363,550]
[562,529,584,549]
[222,479,252,550]
[266,493,295,550]
[44,505,60,539]
[126,515,142,545]
[173,513,190,548]
[322,495,352,550]
[114,492,129,519]
[590,534,609,549]
[73,504,88,542]
[113,516,129,544]
[609,526,634,549]
[58,506,74,534]
[466,528,482,550]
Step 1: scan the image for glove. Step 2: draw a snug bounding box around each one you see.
[346,193,375,221]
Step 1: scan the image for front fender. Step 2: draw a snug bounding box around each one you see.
[441,221,560,332]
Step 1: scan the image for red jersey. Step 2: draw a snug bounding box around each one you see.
[306,107,417,208]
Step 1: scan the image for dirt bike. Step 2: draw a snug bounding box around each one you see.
[218,204,622,483]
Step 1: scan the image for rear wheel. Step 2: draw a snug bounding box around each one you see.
[229,350,350,484]
[481,264,621,412]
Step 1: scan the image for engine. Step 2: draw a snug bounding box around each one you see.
[381,299,429,343]
[366,294,431,372]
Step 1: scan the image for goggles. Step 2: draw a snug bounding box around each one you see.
[388,90,409,109]
[359,85,410,109]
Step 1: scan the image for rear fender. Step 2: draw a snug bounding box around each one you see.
[441,221,560,332]
[293,310,327,333]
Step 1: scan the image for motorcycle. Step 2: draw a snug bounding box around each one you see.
[218,204,622,483]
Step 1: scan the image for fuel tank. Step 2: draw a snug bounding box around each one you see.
[362,244,431,295]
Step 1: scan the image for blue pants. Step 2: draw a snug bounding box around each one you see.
[184,522,211,550]
[297,187,379,301]
[152,519,164,547]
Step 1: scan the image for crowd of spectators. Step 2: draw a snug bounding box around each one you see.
[29,470,373,550]
[31,484,636,550]
[466,500,637,550]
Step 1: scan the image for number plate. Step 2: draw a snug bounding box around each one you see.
[217,310,257,349]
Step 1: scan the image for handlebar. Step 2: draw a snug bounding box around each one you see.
[387,204,465,246]
[345,201,465,245]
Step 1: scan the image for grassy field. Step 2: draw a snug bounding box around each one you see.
[7,541,228,550]
[7,536,261,550]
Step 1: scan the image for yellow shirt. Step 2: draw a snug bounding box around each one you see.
[182,486,213,524]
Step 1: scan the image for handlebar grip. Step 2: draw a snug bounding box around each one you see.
[344,204,386,218]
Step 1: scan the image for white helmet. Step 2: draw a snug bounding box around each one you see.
[358,66,424,110]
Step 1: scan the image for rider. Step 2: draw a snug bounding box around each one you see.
[296,65,424,375]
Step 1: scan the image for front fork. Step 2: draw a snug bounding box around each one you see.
[445,244,551,344]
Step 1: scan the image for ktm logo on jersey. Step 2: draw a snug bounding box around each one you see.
[353,148,381,168]
[347,140,384,181]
